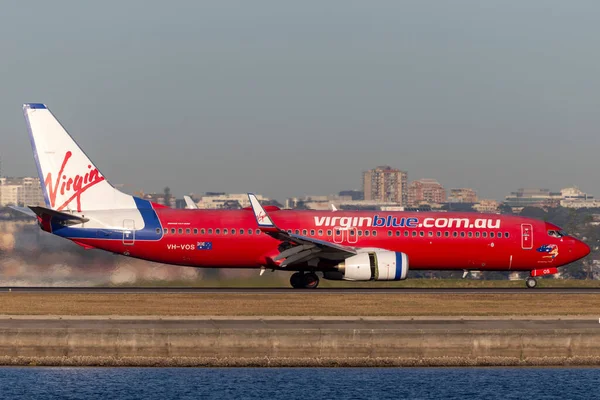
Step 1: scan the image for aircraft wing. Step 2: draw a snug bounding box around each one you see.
[247,194,356,267]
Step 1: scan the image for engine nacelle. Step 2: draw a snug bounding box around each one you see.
[331,251,409,281]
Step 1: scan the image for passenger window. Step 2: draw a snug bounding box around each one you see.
[163,228,168,234]
[388,230,393,237]
[327,230,332,236]
[287,229,292,234]
[193,228,198,234]
[208,228,213,234]
[295,229,300,235]
[475,232,480,238]
[178,228,183,234]
[460,232,465,238]
[428,231,433,237]
[490,232,495,238]
[240,229,244,235]
[303,229,308,235]
[419,231,424,237]
[444,231,449,237]
[436,231,441,237]
[468,232,472,238]
[372,230,377,236]
[186,228,191,234]
[231,229,236,235]
[453,232,458,237]
[318,229,323,236]
[404,231,409,237]
[156,228,161,234]
[215,229,220,235]
[358,230,363,236]
[223,228,228,235]
[412,231,417,237]
[248,229,252,235]
[505,232,509,238]
[310,229,315,236]
[396,231,400,237]
[171,228,176,234]
[482,232,487,238]
[365,230,370,237]
[349,230,355,236]
[255,229,260,235]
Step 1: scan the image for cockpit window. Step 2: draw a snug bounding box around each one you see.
[548,230,567,238]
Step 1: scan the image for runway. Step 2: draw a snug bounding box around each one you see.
[1,286,600,294]
[1,315,598,330]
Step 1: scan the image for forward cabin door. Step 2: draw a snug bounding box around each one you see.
[521,224,533,250]
[123,219,135,245]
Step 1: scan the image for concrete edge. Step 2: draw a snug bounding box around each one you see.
[2,356,600,367]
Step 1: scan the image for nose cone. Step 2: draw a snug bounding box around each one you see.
[571,239,590,262]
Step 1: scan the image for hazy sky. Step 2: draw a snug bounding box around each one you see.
[1,1,599,202]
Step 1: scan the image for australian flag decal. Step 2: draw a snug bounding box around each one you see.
[197,241,213,250]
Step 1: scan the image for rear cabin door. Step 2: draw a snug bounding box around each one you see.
[521,223,533,250]
[123,219,135,245]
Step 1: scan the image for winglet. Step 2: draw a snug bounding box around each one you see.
[247,193,276,228]
[184,195,198,209]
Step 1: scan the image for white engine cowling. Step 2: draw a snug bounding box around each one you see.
[335,251,409,281]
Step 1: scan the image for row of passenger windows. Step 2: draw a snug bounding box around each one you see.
[386,230,510,239]
[157,226,509,239]
[159,227,262,235]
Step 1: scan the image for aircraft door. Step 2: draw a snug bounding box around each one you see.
[333,227,344,243]
[123,219,135,245]
[347,227,358,244]
[521,224,533,250]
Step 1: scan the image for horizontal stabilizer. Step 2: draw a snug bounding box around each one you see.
[8,206,37,218]
[28,206,89,225]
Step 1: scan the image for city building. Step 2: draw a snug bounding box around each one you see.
[0,177,45,207]
[407,179,446,206]
[196,193,269,209]
[503,188,561,210]
[473,199,500,213]
[286,194,405,211]
[362,166,408,205]
[448,188,477,203]
[559,187,600,208]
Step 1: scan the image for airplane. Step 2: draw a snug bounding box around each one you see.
[17,103,590,289]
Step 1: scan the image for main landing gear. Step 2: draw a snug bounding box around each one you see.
[290,272,320,289]
[525,277,537,289]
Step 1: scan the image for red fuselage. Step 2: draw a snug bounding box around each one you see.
[65,208,590,273]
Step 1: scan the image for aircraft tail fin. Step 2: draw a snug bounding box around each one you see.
[23,103,135,212]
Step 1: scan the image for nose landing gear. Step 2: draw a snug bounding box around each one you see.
[290,272,320,289]
[525,277,537,289]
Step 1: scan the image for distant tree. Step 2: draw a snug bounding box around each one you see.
[519,206,547,220]
[497,203,513,215]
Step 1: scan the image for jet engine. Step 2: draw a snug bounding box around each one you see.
[324,251,409,281]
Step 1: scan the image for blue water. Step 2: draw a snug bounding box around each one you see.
[2,367,600,399]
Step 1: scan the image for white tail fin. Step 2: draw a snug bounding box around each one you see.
[23,103,135,212]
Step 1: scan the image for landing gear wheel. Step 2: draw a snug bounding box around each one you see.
[525,277,537,289]
[290,272,303,289]
[302,272,319,289]
[289,272,320,289]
